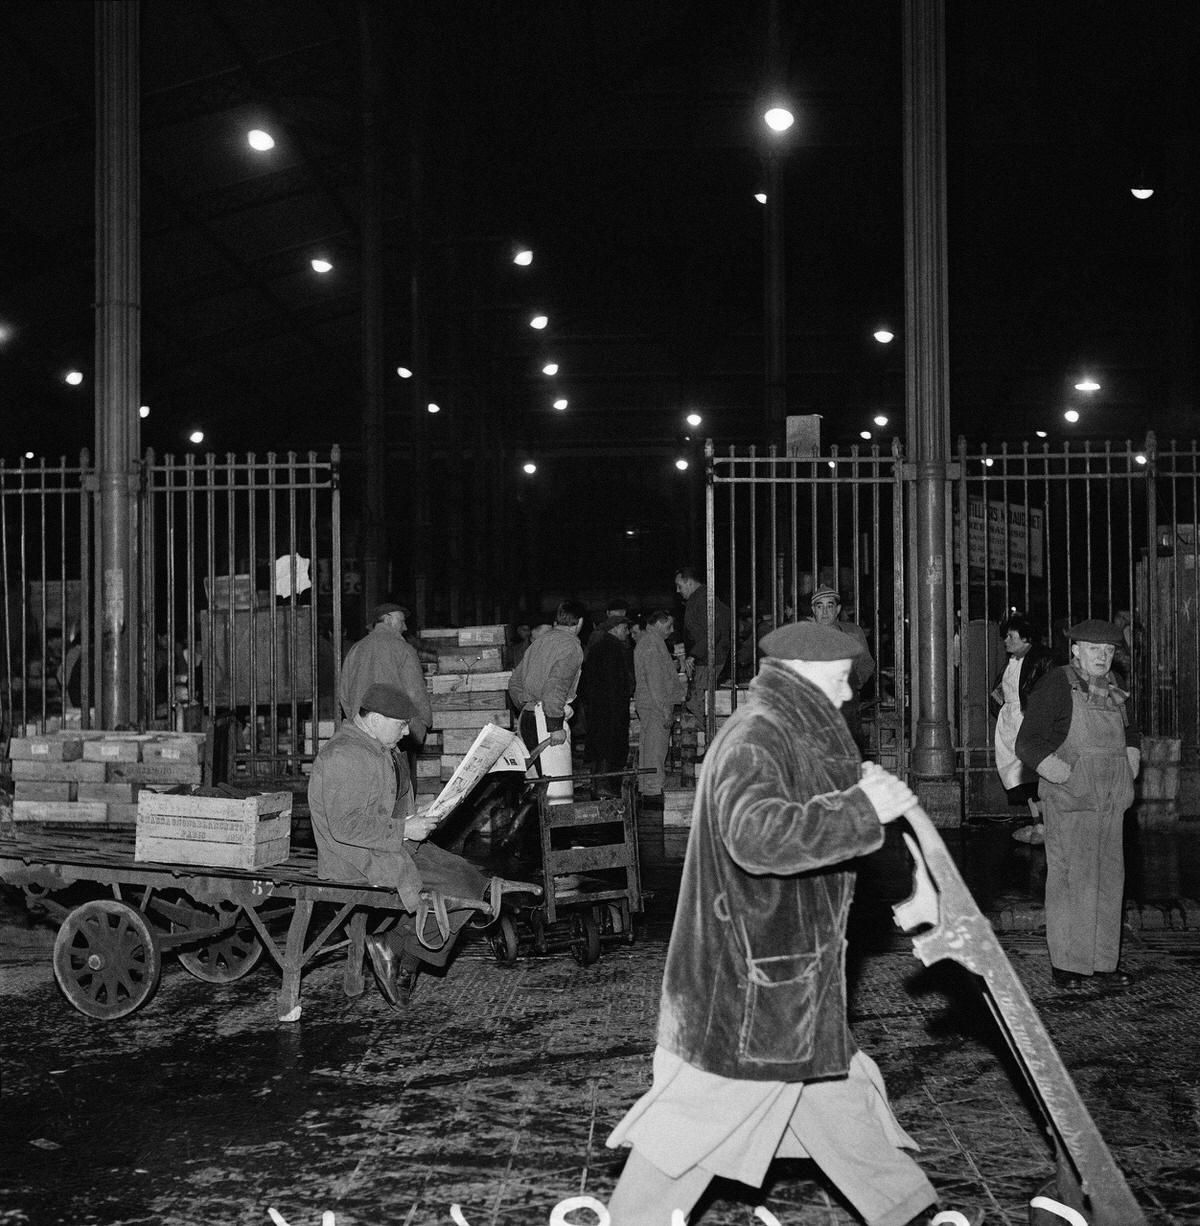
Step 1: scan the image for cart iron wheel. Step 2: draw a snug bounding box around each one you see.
[489,913,520,965]
[569,908,602,967]
[173,903,265,983]
[605,901,635,945]
[52,899,162,1020]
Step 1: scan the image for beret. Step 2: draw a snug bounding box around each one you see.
[371,602,407,624]
[1066,619,1124,646]
[360,683,416,719]
[810,585,840,604]
[759,621,864,661]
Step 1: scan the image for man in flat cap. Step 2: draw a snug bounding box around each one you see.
[338,603,433,807]
[579,612,634,796]
[810,584,875,753]
[308,682,486,1009]
[1017,619,1141,992]
[607,622,937,1226]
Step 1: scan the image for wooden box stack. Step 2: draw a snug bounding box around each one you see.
[8,731,207,827]
[663,787,696,862]
[421,624,512,783]
[135,789,291,868]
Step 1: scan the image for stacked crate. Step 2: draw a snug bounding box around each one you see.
[421,624,512,783]
[135,788,291,868]
[8,730,207,827]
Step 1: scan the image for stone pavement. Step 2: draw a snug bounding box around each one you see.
[2,825,1200,1226]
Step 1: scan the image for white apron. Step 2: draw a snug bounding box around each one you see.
[994,655,1027,789]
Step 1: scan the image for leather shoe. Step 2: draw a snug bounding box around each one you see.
[1051,967,1085,991]
[1095,968,1135,986]
[365,934,401,1008]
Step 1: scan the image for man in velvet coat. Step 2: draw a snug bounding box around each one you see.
[606,622,938,1226]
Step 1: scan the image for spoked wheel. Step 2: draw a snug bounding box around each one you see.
[174,903,265,983]
[52,900,162,1020]
[489,913,520,965]
[569,908,602,967]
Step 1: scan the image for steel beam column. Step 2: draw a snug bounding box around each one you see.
[903,0,955,778]
[95,1,141,728]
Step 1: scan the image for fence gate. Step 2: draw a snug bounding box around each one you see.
[1,448,342,782]
[707,440,910,773]
[709,433,1197,793]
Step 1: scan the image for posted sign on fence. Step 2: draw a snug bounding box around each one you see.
[957,498,1045,577]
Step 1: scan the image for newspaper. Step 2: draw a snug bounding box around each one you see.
[424,723,529,825]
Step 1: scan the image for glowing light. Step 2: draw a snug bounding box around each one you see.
[763,107,795,133]
[188,430,205,444]
[754,192,768,204]
[24,451,34,460]
[675,458,689,471]
[859,431,872,440]
[396,366,413,378]
[0,322,12,345]
[873,329,894,344]
[873,415,888,427]
[513,248,533,266]
[311,257,333,274]
[427,402,440,414]
[983,457,994,467]
[1135,453,1148,465]
[247,129,275,152]
[522,461,537,475]
[1035,430,1048,439]
[529,314,549,330]
[553,398,568,411]
[1064,409,1080,423]
[542,362,559,376]
[686,412,703,427]
[625,529,636,537]
[1131,187,1154,200]
[1074,378,1100,392]
[65,370,83,386]
[139,405,150,419]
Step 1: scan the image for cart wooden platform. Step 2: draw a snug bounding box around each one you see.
[0,828,503,1023]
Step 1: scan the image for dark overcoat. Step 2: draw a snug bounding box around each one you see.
[658,658,884,1082]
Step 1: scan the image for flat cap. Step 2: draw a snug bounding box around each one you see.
[759,621,864,661]
[371,602,407,624]
[360,682,416,720]
[1066,619,1124,645]
[602,613,631,630]
[810,584,841,604]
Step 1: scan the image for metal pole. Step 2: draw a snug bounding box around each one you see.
[95,1,140,728]
[903,0,955,778]
[359,0,386,618]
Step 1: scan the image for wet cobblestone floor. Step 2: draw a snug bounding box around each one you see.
[2,821,1199,1225]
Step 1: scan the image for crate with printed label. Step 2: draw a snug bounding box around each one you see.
[135,789,292,869]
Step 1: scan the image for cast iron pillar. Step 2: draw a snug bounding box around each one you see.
[95,1,141,728]
[359,1,386,619]
[903,0,955,778]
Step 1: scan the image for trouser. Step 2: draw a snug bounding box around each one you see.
[519,702,574,803]
[1042,798,1125,975]
[608,1060,936,1226]
[637,707,671,796]
[383,841,487,969]
[684,664,713,720]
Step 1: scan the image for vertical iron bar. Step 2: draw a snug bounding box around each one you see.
[331,445,343,733]
[288,451,300,772]
[1084,441,1094,616]
[247,456,259,771]
[1145,433,1158,736]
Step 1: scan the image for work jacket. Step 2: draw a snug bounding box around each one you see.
[658,658,884,1082]
[988,645,1053,716]
[338,623,433,741]
[307,722,423,910]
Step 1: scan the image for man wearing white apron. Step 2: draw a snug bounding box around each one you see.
[508,599,585,803]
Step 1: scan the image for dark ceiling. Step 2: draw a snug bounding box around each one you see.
[1,1,1198,472]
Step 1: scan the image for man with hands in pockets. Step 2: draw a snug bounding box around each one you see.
[606,621,938,1226]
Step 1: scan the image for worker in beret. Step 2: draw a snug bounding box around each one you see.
[1016,619,1142,992]
[308,682,487,1009]
[338,603,433,798]
[809,584,875,754]
[607,622,938,1226]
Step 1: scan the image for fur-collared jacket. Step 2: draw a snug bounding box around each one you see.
[657,658,884,1082]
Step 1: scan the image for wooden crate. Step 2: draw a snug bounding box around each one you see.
[430,708,509,730]
[135,790,292,868]
[430,690,509,711]
[83,735,153,763]
[10,759,108,783]
[442,727,489,754]
[106,802,139,827]
[427,670,511,694]
[13,781,76,802]
[141,733,206,764]
[415,756,442,779]
[457,624,508,647]
[77,782,139,802]
[13,800,108,825]
[437,650,503,673]
[107,761,204,786]
[9,735,83,762]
